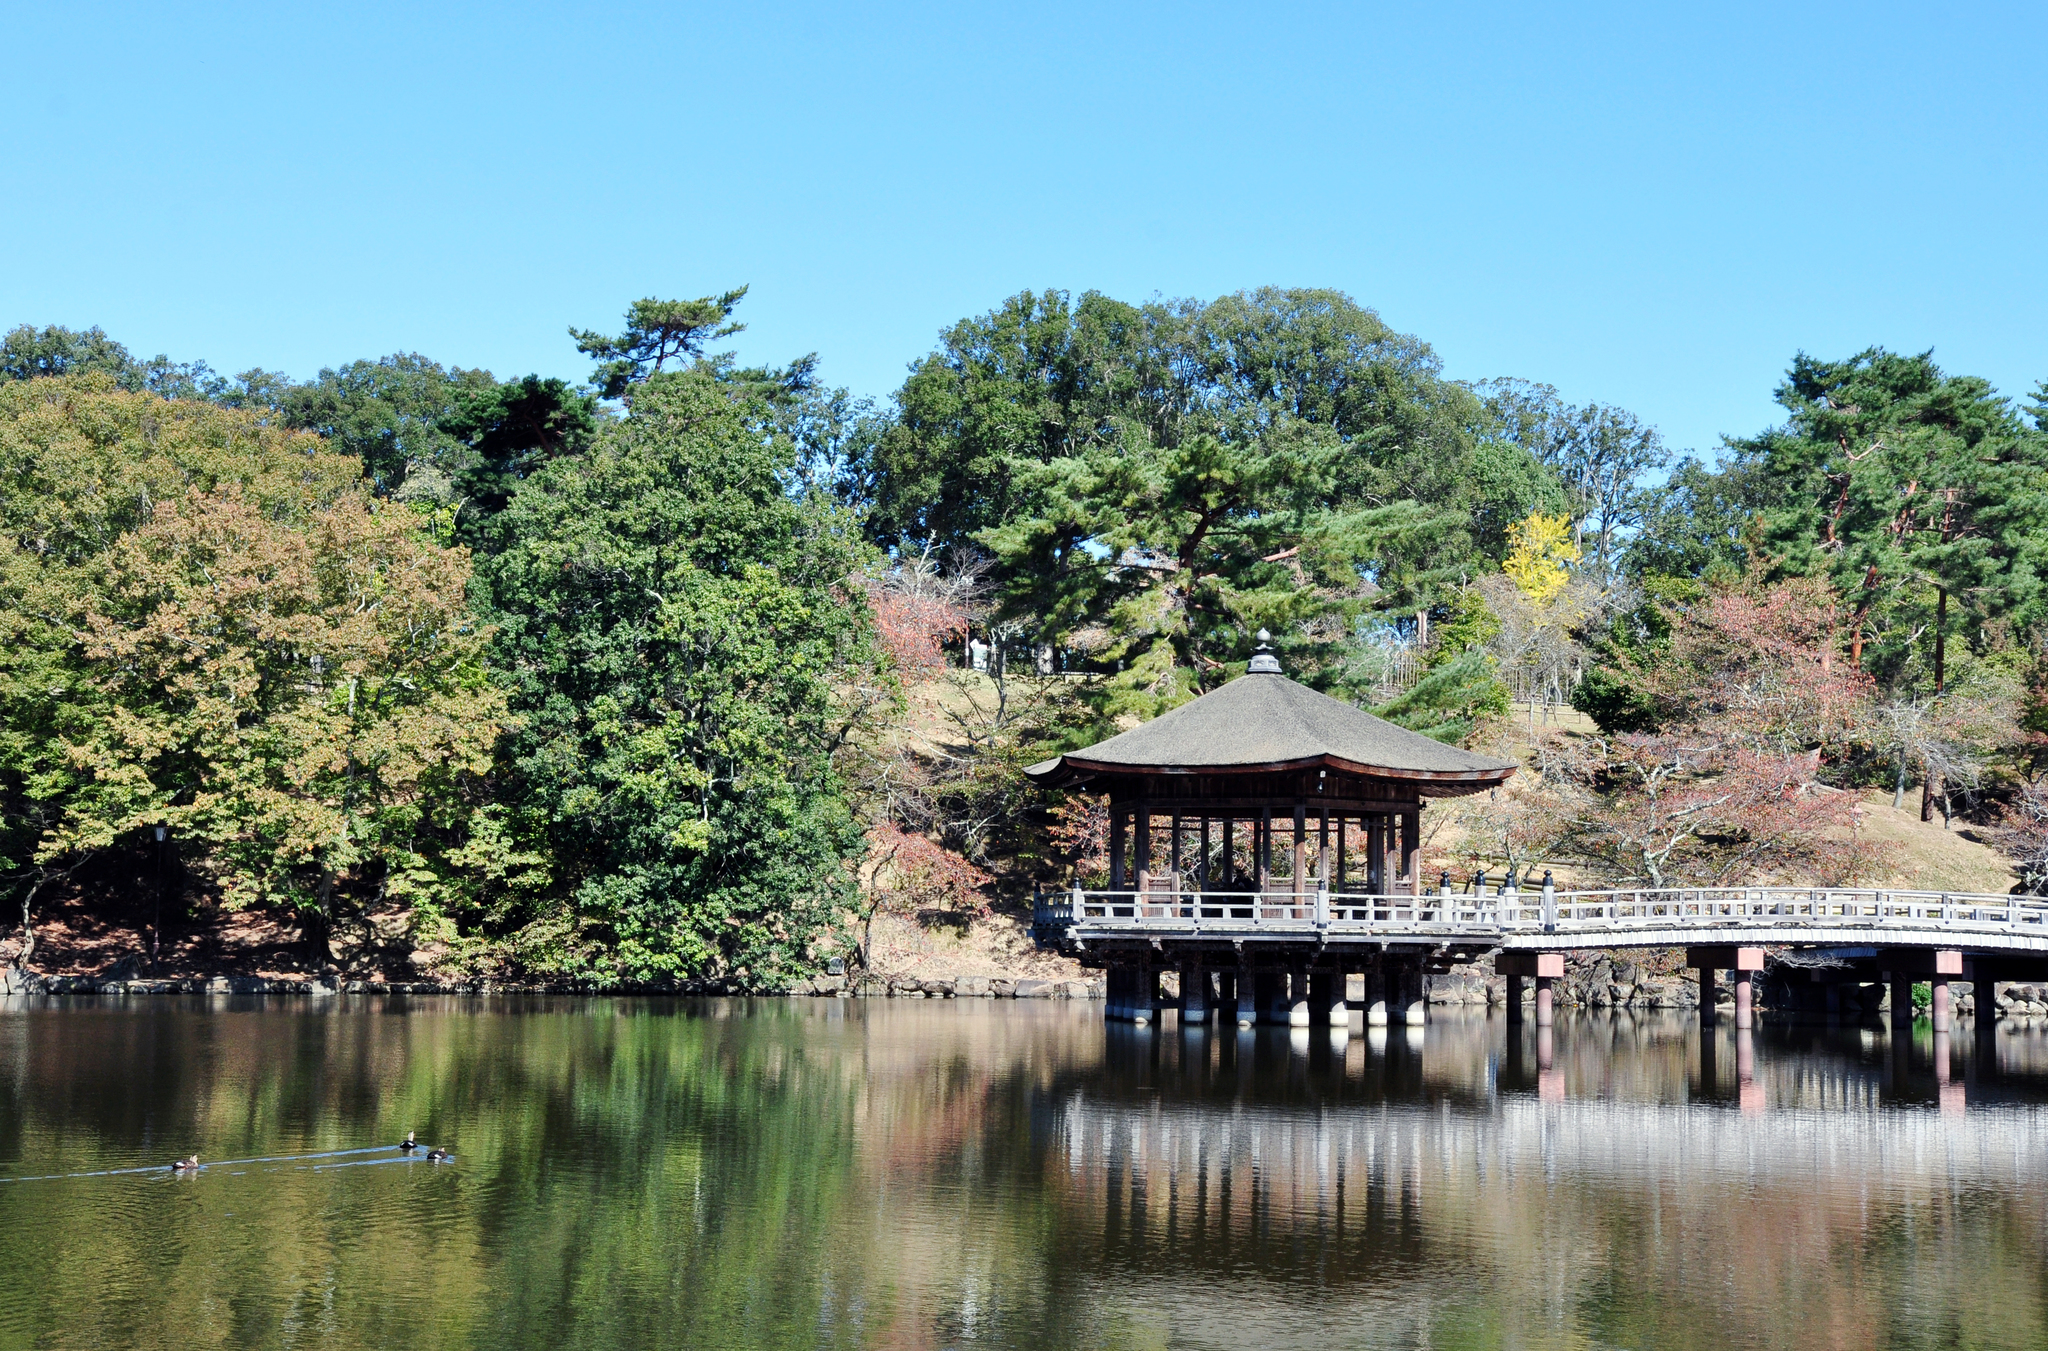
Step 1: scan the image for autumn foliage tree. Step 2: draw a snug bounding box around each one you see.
[0,375,502,963]
[1552,578,1890,886]
[60,487,504,951]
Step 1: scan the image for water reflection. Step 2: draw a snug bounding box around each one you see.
[2,997,2047,1349]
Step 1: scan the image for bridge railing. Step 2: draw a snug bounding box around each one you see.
[1032,885,2048,938]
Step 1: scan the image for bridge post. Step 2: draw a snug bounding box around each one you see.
[1890,973,1912,1030]
[1235,956,1256,1028]
[1506,975,1524,1025]
[1364,962,1388,1027]
[1884,950,1962,1032]
[1687,948,1763,1031]
[1496,953,1563,1028]
[1288,960,1312,1028]
[1255,969,1285,1025]
[1406,962,1427,1027]
[1181,958,1207,1027]
[1311,965,1347,1027]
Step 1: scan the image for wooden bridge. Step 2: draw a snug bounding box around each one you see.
[1033,882,2048,955]
[1033,881,2048,1038]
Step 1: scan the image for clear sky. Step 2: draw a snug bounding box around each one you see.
[6,1,2043,458]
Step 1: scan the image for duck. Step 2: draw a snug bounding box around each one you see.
[426,1147,449,1162]
[398,1131,419,1152]
[170,1155,199,1172]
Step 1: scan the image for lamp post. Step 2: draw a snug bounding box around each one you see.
[152,825,167,970]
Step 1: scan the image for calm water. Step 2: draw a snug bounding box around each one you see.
[2,997,2047,1350]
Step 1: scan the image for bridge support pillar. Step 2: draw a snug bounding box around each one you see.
[1234,961,1256,1028]
[1311,966,1347,1027]
[1891,974,1913,1030]
[1181,960,1207,1027]
[1254,970,1286,1025]
[1884,950,1962,1032]
[1496,953,1564,1029]
[1406,966,1427,1027]
[1688,948,1763,1032]
[1364,965,1388,1027]
[1505,975,1524,1025]
[1288,963,1312,1028]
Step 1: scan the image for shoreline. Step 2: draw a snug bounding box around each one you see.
[0,968,1108,1000]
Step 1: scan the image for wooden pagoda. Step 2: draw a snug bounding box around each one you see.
[1026,635,1516,1027]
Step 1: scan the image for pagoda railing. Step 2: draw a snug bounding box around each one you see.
[1032,884,2048,948]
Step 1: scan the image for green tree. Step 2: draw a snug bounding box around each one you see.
[479,371,880,986]
[278,353,500,496]
[1733,349,2048,688]
[571,289,749,400]
[57,484,505,957]
[279,356,597,539]
[0,374,492,963]
[865,287,1561,586]
[980,415,1459,726]
[0,324,143,385]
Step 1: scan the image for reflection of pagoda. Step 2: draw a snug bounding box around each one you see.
[1027,634,1515,1028]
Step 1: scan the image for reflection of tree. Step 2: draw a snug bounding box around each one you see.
[7,1006,2048,1349]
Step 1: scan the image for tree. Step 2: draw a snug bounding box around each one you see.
[1626,454,1774,580]
[54,486,505,958]
[0,374,487,964]
[980,415,1455,726]
[1,323,287,407]
[864,287,1563,592]
[1477,380,1670,584]
[1371,648,1509,744]
[1546,579,1891,886]
[279,357,598,541]
[479,371,881,986]
[1734,349,2048,684]
[1,324,143,386]
[571,289,749,400]
[278,353,500,496]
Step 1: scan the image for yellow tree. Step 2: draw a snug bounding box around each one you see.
[52,485,506,955]
[1501,511,1581,604]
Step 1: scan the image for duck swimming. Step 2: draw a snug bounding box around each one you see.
[398,1131,418,1152]
[426,1147,449,1162]
[170,1155,199,1172]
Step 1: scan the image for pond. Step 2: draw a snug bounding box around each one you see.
[2,996,2046,1350]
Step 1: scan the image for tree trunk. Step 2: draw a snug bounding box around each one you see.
[305,870,337,964]
[1922,587,1948,823]
[1893,749,1909,811]
[14,884,36,970]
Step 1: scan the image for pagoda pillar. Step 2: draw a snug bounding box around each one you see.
[1402,809,1421,897]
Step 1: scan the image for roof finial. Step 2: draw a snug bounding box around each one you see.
[1248,628,1281,674]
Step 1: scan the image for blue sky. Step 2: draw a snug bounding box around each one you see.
[6,1,2042,458]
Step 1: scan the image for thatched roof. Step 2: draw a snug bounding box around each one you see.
[1024,667,1516,796]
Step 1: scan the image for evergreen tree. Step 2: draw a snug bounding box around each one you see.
[1731,348,2048,689]
[478,371,880,986]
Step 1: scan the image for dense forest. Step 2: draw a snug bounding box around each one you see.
[5,289,2047,986]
